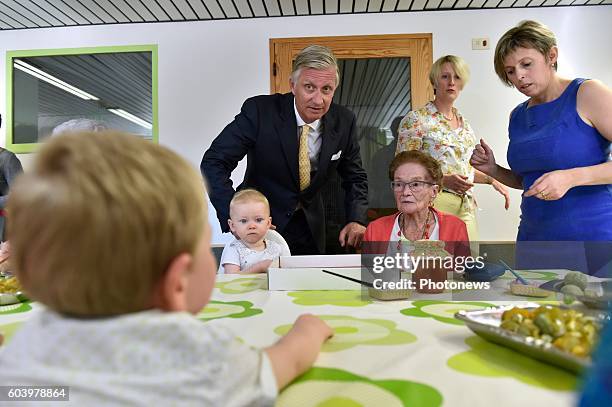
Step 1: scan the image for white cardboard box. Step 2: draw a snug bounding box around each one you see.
[279,254,361,269]
[267,267,363,290]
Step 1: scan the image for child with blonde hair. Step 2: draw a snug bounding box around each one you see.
[0,132,332,405]
[220,188,284,274]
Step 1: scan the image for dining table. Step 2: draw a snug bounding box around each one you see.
[0,268,604,406]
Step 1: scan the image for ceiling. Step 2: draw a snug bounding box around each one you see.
[0,0,609,30]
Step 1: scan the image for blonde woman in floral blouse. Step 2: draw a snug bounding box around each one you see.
[396,55,509,240]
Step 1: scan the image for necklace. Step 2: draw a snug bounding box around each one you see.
[441,111,456,121]
[433,101,455,122]
[397,209,432,251]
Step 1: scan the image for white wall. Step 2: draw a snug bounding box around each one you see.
[1,6,611,243]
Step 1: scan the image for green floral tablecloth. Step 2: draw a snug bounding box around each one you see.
[207,272,581,406]
[0,270,585,406]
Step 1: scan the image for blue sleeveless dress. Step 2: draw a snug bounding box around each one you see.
[507,78,612,242]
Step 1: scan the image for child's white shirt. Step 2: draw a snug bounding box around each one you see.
[0,308,277,406]
[220,238,282,273]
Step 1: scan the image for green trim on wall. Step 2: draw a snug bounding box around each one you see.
[5,44,158,153]
[151,45,158,145]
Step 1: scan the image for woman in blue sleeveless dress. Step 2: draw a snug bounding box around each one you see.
[470,21,612,275]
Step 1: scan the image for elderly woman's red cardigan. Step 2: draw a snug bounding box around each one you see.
[363,207,471,258]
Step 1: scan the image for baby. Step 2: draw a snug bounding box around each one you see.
[0,131,332,405]
[220,189,284,274]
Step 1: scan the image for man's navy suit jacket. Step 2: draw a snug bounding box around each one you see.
[201,92,368,253]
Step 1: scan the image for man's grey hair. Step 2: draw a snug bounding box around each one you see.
[291,45,340,85]
[51,118,108,137]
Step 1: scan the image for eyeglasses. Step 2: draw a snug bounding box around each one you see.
[391,180,436,193]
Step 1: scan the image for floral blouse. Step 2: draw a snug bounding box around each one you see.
[395,101,477,195]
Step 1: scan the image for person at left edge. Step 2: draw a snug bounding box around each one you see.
[201,45,368,255]
[0,114,23,241]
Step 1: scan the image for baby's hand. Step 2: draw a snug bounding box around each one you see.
[265,314,333,389]
[0,241,10,256]
[254,259,274,270]
[293,314,333,342]
[243,259,274,274]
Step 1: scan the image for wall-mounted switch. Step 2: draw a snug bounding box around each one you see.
[472,38,490,50]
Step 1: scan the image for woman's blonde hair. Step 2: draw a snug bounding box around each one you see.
[429,55,470,89]
[229,188,270,218]
[8,131,208,317]
[494,20,558,86]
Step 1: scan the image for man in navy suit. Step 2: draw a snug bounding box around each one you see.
[201,45,368,255]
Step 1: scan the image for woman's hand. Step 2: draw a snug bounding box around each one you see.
[443,174,474,194]
[524,170,576,201]
[470,138,497,176]
[491,180,511,209]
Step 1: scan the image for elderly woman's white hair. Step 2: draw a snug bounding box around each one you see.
[51,118,108,137]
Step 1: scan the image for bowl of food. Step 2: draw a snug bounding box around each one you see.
[455,303,605,373]
[0,275,27,305]
[499,305,600,358]
[509,280,555,298]
[411,240,451,294]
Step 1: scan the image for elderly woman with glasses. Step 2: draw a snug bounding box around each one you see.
[397,55,510,242]
[364,151,470,257]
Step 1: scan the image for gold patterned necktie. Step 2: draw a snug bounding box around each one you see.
[298,124,311,191]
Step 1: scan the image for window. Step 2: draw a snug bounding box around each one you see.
[6,44,157,153]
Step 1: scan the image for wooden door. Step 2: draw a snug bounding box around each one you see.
[270,34,432,106]
[270,34,433,252]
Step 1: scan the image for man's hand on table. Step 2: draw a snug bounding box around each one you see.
[339,222,365,249]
